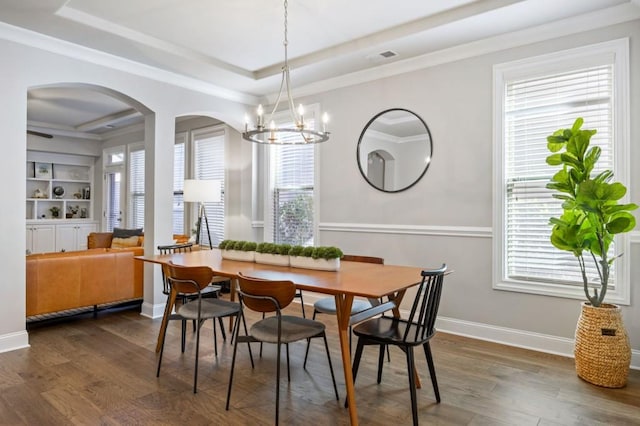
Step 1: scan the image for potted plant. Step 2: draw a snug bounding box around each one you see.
[255,242,290,266]
[49,206,60,218]
[546,117,637,388]
[218,240,256,262]
[289,245,343,271]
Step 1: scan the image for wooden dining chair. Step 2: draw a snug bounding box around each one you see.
[226,273,339,425]
[158,243,227,352]
[156,262,241,393]
[350,264,448,426]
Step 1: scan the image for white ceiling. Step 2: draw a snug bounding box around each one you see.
[1,0,638,138]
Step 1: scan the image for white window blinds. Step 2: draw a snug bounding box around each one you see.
[194,130,225,246]
[173,141,185,234]
[129,147,145,229]
[270,118,315,245]
[504,64,614,287]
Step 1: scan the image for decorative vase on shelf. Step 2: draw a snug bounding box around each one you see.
[574,303,631,388]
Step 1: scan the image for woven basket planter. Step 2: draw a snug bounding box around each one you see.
[574,302,630,388]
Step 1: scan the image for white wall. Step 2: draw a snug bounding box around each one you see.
[0,33,250,352]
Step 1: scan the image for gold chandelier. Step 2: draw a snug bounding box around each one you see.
[242,0,330,145]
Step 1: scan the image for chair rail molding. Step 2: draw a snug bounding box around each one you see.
[319,222,491,238]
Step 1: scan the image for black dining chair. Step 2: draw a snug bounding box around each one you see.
[350,264,448,426]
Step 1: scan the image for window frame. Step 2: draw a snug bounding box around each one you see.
[492,38,631,304]
[263,104,321,245]
[190,125,227,246]
[127,142,145,229]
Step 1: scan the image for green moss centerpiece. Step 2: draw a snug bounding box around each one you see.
[289,245,343,271]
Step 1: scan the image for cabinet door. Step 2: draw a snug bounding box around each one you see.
[30,225,56,254]
[75,223,97,250]
[55,224,77,252]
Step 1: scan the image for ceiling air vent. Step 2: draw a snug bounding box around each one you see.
[379,50,397,59]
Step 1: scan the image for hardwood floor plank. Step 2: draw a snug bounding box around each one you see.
[0,304,634,425]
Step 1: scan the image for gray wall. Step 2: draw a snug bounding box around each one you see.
[296,20,640,353]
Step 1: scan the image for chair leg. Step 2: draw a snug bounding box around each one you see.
[423,342,441,403]
[193,317,202,394]
[377,344,385,384]
[298,291,305,318]
[212,317,218,356]
[286,343,291,382]
[181,320,187,353]
[226,313,242,410]
[218,317,227,341]
[321,333,339,401]
[406,347,419,426]
[275,337,282,425]
[303,309,319,368]
[387,345,391,362]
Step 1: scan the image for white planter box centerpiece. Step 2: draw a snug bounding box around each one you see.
[221,249,255,262]
[289,256,340,271]
[255,252,290,266]
[218,240,257,262]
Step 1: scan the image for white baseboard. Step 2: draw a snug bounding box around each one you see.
[300,294,640,370]
[0,330,29,354]
[140,302,166,320]
[435,316,640,371]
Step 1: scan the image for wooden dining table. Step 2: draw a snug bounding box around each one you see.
[136,249,424,426]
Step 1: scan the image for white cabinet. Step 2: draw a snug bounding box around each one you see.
[26,224,56,254]
[56,223,97,252]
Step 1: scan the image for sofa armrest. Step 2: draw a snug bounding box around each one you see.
[88,232,113,249]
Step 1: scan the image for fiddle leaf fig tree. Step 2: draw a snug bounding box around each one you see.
[546,117,637,307]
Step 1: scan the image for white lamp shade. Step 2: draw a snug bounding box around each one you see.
[183,179,221,203]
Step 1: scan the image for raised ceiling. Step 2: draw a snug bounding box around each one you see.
[2,0,638,138]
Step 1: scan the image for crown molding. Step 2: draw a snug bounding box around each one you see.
[0,21,258,105]
[280,1,640,102]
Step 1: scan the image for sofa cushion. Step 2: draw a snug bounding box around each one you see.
[111,236,140,248]
[113,227,143,238]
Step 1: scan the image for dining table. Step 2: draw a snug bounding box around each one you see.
[136,249,425,426]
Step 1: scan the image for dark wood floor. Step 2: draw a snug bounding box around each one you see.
[2,302,639,425]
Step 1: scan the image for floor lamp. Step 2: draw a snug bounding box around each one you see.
[183,179,221,249]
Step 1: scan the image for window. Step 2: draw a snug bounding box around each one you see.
[193,127,226,246]
[173,133,186,235]
[493,39,630,304]
[265,108,318,246]
[103,147,125,232]
[129,145,145,229]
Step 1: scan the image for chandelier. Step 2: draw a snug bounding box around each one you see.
[242,0,330,145]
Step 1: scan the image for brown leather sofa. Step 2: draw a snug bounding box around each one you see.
[26,247,144,317]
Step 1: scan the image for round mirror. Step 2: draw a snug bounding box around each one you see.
[357,108,433,193]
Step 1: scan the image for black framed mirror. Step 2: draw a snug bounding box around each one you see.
[357,108,433,193]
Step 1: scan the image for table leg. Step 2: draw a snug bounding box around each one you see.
[155,291,177,353]
[335,294,359,425]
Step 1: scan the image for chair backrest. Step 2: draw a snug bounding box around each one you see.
[403,264,447,343]
[164,262,215,295]
[158,243,194,294]
[237,273,297,314]
[158,242,193,254]
[341,254,384,264]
